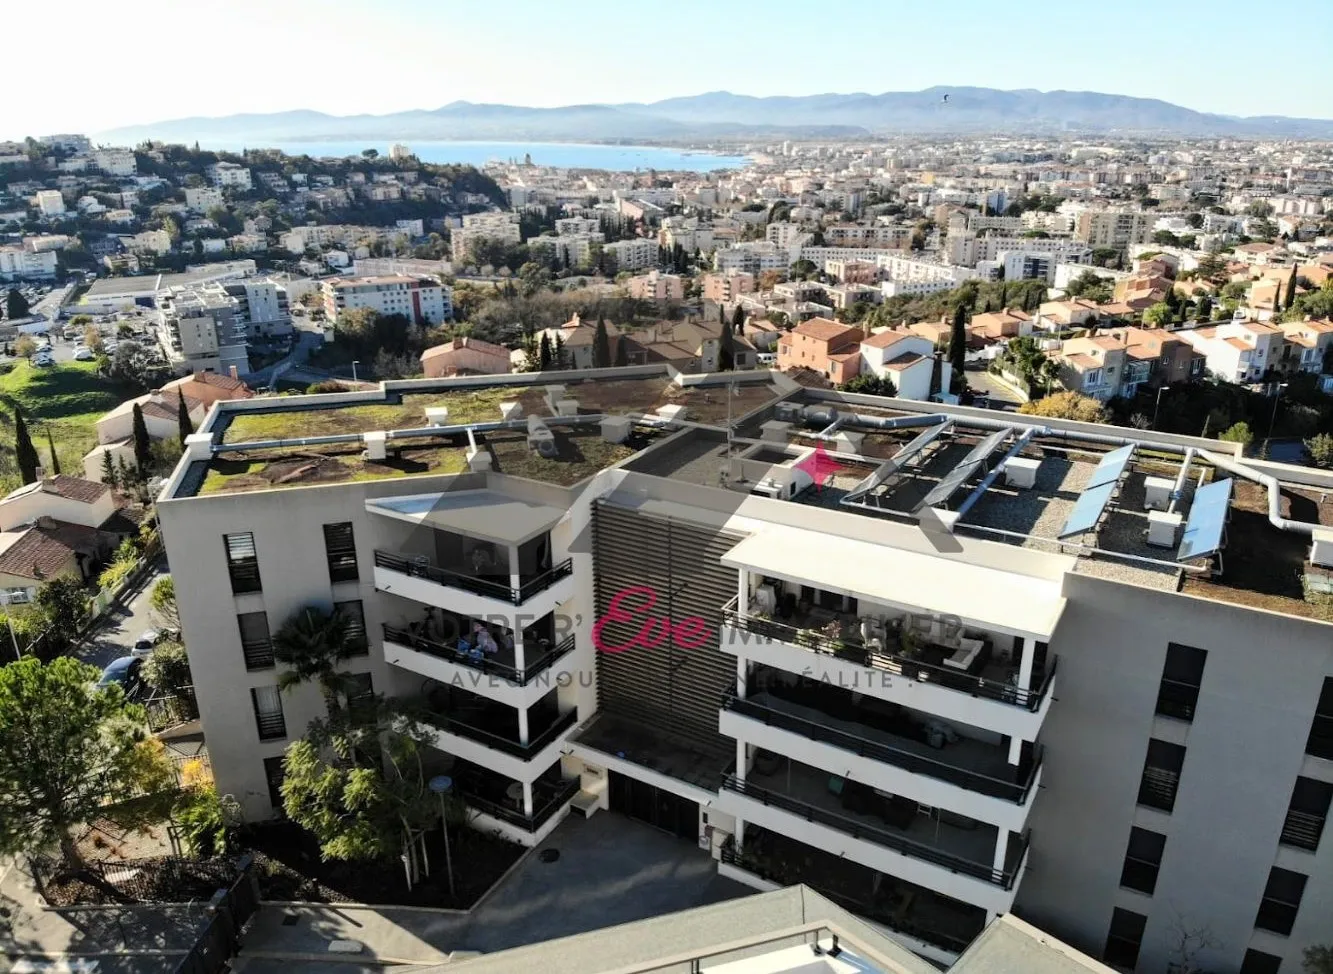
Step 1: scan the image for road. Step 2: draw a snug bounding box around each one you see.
[73,556,170,673]
[244,330,325,389]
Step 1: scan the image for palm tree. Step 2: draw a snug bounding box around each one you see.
[273,606,356,708]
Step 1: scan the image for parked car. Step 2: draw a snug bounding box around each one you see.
[73,346,95,361]
[95,657,145,697]
[36,341,52,352]
[131,628,177,657]
[32,354,54,368]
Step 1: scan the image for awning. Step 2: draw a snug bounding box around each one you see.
[365,490,564,546]
[722,526,1067,639]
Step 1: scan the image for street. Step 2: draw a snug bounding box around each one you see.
[73,556,169,673]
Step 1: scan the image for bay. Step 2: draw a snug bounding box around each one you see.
[194,139,748,172]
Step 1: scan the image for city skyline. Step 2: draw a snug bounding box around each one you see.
[8,0,1333,140]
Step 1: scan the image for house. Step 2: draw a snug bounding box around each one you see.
[0,475,118,532]
[420,337,513,378]
[95,392,207,447]
[626,271,685,303]
[160,370,254,408]
[620,320,754,372]
[1036,298,1100,329]
[1176,321,1285,383]
[776,317,863,385]
[1276,319,1333,374]
[1116,326,1205,396]
[968,308,1032,343]
[1054,333,1129,401]
[860,329,948,401]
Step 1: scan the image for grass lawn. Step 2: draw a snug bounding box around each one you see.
[0,361,126,481]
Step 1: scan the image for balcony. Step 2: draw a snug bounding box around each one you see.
[721,685,1040,830]
[458,774,581,836]
[420,704,578,761]
[723,601,1055,713]
[374,550,572,606]
[383,623,575,687]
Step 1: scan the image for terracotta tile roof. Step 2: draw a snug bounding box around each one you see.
[792,317,857,342]
[0,520,105,581]
[784,367,833,389]
[883,351,926,371]
[861,329,912,349]
[37,475,109,505]
[420,337,510,361]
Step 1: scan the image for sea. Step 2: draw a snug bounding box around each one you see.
[194,140,749,172]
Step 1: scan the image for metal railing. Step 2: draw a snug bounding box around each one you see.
[721,775,1028,889]
[1279,808,1325,852]
[241,638,275,671]
[1154,679,1200,722]
[721,689,1041,804]
[255,713,286,741]
[462,776,581,832]
[722,602,1055,712]
[421,706,578,758]
[1136,768,1179,812]
[374,550,572,605]
[384,624,575,685]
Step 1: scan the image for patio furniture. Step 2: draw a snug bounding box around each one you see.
[942,638,985,671]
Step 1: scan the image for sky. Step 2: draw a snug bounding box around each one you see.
[8,0,1332,139]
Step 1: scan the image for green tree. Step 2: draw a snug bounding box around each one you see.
[948,304,968,378]
[841,373,896,396]
[44,428,61,476]
[5,288,30,320]
[1286,263,1298,311]
[1304,433,1333,468]
[1143,302,1173,327]
[592,317,611,368]
[14,410,39,485]
[732,303,745,331]
[100,450,118,488]
[613,334,628,367]
[1304,944,1333,974]
[538,332,553,371]
[1018,391,1108,423]
[0,657,173,870]
[149,576,179,628]
[131,403,152,472]
[273,605,358,707]
[14,335,36,359]
[718,321,735,372]
[1219,421,1254,449]
[140,640,191,696]
[176,389,194,442]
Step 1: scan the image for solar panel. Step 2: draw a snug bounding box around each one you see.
[1177,478,1233,562]
[1058,481,1117,538]
[1085,444,1136,490]
[916,460,982,511]
[961,428,1012,466]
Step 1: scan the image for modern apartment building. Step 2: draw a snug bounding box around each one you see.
[0,246,58,281]
[603,237,661,273]
[450,212,521,263]
[35,189,65,217]
[208,162,253,191]
[1074,210,1154,249]
[321,275,452,325]
[157,369,1333,974]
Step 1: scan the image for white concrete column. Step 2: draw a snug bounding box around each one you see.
[517,707,530,747]
[1008,736,1025,765]
[737,569,749,615]
[735,818,746,848]
[736,657,748,698]
[512,625,526,676]
[735,740,747,783]
[1017,637,1035,691]
[993,829,1010,876]
[508,544,522,598]
[522,781,534,817]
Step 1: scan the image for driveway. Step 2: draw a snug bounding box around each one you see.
[240,813,750,967]
[74,556,169,672]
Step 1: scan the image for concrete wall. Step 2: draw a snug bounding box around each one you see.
[1017,572,1333,973]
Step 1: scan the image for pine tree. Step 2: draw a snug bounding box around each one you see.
[538,332,553,371]
[101,451,117,488]
[45,429,61,476]
[117,455,133,487]
[177,390,194,443]
[14,411,38,485]
[1285,263,1297,311]
[949,304,968,379]
[592,317,611,369]
[131,403,152,473]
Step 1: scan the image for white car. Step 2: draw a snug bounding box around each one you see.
[131,630,162,658]
[73,346,95,361]
[36,341,52,353]
[32,354,54,368]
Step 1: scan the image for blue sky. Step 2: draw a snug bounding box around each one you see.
[8,0,1331,138]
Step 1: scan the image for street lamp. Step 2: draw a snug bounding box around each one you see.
[428,774,456,899]
[1267,381,1289,441]
[351,360,360,383]
[1152,386,1169,430]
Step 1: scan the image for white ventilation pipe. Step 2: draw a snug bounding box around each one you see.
[1198,449,1317,536]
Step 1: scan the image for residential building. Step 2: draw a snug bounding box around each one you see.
[353,257,451,280]
[604,238,661,273]
[1276,319,1333,375]
[825,259,881,285]
[322,275,452,325]
[1176,321,1285,383]
[948,233,1091,268]
[1036,298,1101,329]
[0,246,58,281]
[389,143,412,162]
[41,134,90,154]
[627,271,685,303]
[1074,209,1154,249]
[130,230,173,255]
[185,187,224,212]
[701,269,757,304]
[208,162,253,191]
[35,190,65,217]
[420,337,512,378]
[156,288,250,376]
[777,317,863,384]
[91,148,136,177]
[160,370,254,408]
[715,242,788,275]
[153,369,1333,974]
[860,330,947,400]
[451,212,521,263]
[94,391,207,448]
[1054,333,1129,401]
[969,308,1033,344]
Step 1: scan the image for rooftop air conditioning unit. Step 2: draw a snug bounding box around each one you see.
[1311,526,1333,569]
[1146,510,1183,548]
[1143,476,1175,511]
[773,402,802,424]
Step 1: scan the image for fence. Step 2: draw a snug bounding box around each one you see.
[174,856,261,974]
[144,687,201,732]
[29,851,240,905]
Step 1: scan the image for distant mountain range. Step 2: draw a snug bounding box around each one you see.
[96,88,1333,144]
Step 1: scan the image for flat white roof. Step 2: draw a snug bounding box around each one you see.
[722,525,1067,639]
[365,489,563,546]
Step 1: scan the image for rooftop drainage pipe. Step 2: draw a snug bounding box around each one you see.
[1198,448,1318,536]
[1167,449,1195,515]
[953,428,1044,521]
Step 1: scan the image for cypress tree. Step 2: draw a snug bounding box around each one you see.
[732,303,745,331]
[177,390,194,442]
[14,411,38,485]
[131,403,152,473]
[101,450,117,488]
[949,304,968,379]
[613,335,628,367]
[538,332,553,371]
[1285,263,1297,311]
[45,429,61,476]
[592,317,611,369]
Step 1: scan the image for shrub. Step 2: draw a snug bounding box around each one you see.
[140,640,191,694]
[174,786,240,858]
[1305,432,1333,469]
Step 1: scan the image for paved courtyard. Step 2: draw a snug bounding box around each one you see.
[237,811,750,967]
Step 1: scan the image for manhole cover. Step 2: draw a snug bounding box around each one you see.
[538,849,560,863]
[281,912,300,926]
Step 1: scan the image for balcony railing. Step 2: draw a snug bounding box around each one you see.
[721,689,1041,804]
[723,603,1055,713]
[420,706,578,759]
[255,713,286,741]
[460,776,581,833]
[375,550,572,605]
[722,775,1027,889]
[241,637,275,671]
[1279,808,1325,852]
[384,624,575,686]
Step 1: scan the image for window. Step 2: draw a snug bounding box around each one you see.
[1306,677,1333,760]
[1255,866,1306,936]
[1137,738,1186,812]
[334,599,368,656]
[345,671,374,723]
[323,522,359,582]
[224,532,261,594]
[251,685,286,741]
[1103,908,1147,969]
[1239,950,1282,974]
[1119,827,1166,895]
[1280,776,1332,852]
[237,612,274,670]
[1156,642,1207,722]
[263,755,286,815]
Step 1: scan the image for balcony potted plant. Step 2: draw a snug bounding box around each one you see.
[898,628,925,680]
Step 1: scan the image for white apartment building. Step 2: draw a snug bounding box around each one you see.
[603,237,661,273]
[208,162,253,191]
[626,270,684,303]
[322,275,452,325]
[661,224,715,254]
[450,213,522,263]
[948,233,1091,268]
[185,187,225,212]
[156,371,1333,974]
[1176,322,1286,384]
[528,234,602,268]
[92,148,136,177]
[0,246,58,281]
[41,133,91,154]
[1073,209,1153,249]
[766,222,810,249]
[555,217,599,236]
[714,242,787,274]
[35,190,65,217]
[389,143,412,162]
[130,230,173,255]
